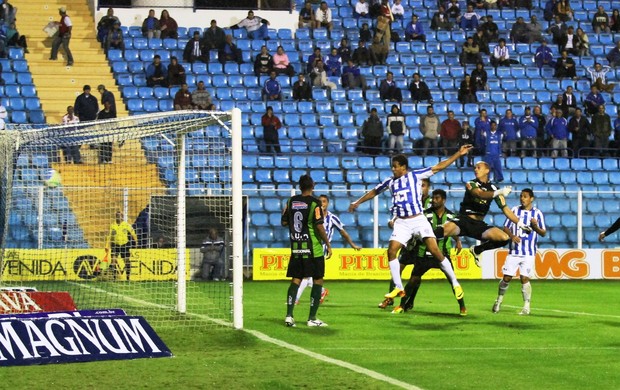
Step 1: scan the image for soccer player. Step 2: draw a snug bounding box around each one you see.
[394,189,467,316]
[493,189,546,315]
[378,178,432,309]
[349,145,473,303]
[295,194,362,305]
[598,217,620,242]
[434,161,530,266]
[105,210,138,281]
[282,174,332,327]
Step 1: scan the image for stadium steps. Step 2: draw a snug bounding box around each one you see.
[53,140,165,248]
[15,0,127,124]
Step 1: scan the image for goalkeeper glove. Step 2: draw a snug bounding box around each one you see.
[517,221,532,233]
[493,186,512,198]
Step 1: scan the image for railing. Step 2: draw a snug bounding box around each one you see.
[96,1,293,11]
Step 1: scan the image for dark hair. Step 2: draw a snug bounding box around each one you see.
[392,154,408,169]
[319,194,329,200]
[154,54,161,59]
[432,189,447,199]
[521,188,535,198]
[299,174,314,191]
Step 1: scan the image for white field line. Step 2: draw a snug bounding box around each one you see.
[502,304,620,319]
[69,282,422,390]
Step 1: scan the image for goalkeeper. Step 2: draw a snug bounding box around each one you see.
[105,211,138,281]
[433,161,531,266]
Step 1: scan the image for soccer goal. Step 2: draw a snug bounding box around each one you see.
[0,109,244,330]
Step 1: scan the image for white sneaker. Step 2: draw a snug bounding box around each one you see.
[285,316,296,327]
[307,318,328,327]
[492,300,501,313]
[469,246,481,267]
[519,307,530,315]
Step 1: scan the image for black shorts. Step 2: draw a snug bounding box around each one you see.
[451,215,492,241]
[111,244,131,259]
[398,246,418,265]
[286,256,325,280]
[412,255,451,277]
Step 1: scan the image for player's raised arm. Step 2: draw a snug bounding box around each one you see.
[349,188,378,212]
[431,144,473,173]
[467,181,512,200]
[340,228,361,250]
[316,223,332,259]
[500,203,531,231]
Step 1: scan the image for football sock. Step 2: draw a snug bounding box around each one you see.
[497,279,509,302]
[296,277,311,301]
[389,259,404,290]
[433,226,445,240]
[286,283,300,317]
[521,282,531,307]
[474,239,510,255]
[439,258,459,287]
[309,283,323,320]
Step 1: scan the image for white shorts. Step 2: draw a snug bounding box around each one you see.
[502,254,535,278]
[389,215,435,246]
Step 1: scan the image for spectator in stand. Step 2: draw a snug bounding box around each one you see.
[554,50,576,79]
[519,107,539,157]
[575,27,589,56]
[473,27,490,55]
[292,73,312,101]
[446,0,461,22]
[273,46,295,77]
[551,94,564,113]
[184,31,209,64]
[610,9,620,33]
[560,85,577,117]
[307,47,322,73]
[568,108,590,157]
[420,106,440,156]
[96,100,116,164]
[61,106,81,164]
[386,104,406,154]
[533,105,547,155]
[310,60,337,94]
[218,35,243,64]
[392,0,405,20]
[262,70,282,102]
[458,74,477,103]
[471,62,488,91]
[490,38,511,67]
[337,38,352,63]
[405,14,426,42]
[97,8,120,45]
[191,80,212,109]
[499,109,519,157]
[354,0,369,19]
[105,20,124,54]
[606,41,620,67]
[379,0,395,37]
[592,5,611,33]
[379,71,402,102]
[431,5,453,31]
[586,63,615,93]
[408,73,433,103]
[352,40,372,65]
[440,111,461,156]
[361,108,384,155]
[459,5,480,31]
[525,15,543,44]
[359,22,372,43]
[370,36,388,65]
[342,59,368,94]
[262,106,283,155]
[174,83,193,110]
[325,47,342,77]
[546,108,569,157]
[167,56,186,86]
[482,121,504,182]
[299,1,315,27]
[547,16,567,51]
[591,105,612,156]
[97,84,116,117]
[231,10,269,40]
[141,9,160,39]
[554,0,572,22]
[50,6,74,67]
[315,1,333,31]
[159,10,178,39]
[254,45,273,76]
[6,21,28,54]
[543,0,556,22]
[614,116,620,155]
[481,15,499,42]
[203,20,226,51]
[460,36,483,66]
[458,121,474,167]
[74,85,99,123]
[563,26,579,56]
[535,40,555,68]
[146,55,168,87]
[474,108,491,155]
[510,17,529,44]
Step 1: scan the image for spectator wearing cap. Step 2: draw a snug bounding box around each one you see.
[146,55,168,87]
[50,6,74,66]
[74,85,99,122]
[105,20,124,54]
[405,15,426,42]
[97,84,116,116]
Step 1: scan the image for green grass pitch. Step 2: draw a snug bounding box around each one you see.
[3,280,620,389]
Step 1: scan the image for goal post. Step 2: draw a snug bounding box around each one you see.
[0,109,244,330]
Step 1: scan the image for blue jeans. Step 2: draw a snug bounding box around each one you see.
[248,24,269,40]
[483,154,504,182]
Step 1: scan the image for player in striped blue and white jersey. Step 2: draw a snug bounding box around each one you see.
[493,188,547,316]
[349,145,473,302]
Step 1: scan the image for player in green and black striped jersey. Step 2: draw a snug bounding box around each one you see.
[281,174,332,328]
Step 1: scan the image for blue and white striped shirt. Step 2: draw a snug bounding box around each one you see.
[504,206,546,256]
[374,167,434,218]
[323,211,344,254]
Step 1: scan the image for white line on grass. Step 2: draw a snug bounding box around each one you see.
[70,282,422,390]
[319,346,620,351]
[502,304,620,319]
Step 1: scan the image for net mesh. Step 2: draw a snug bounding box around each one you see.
[0,110,235,329]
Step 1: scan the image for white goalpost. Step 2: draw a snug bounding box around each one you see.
[0,109,244,330]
